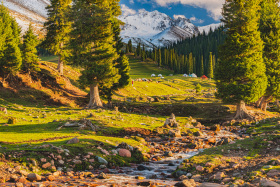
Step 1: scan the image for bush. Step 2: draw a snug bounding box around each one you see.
[7,117,16,124]
[196,84,202,94]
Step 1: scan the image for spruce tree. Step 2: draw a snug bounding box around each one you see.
[70,0,119,108]
[22,24,40,73]
[258,0,280,111]
[100,0,130,106]
[141,45,146,61]
[136,43,141,57]
[43,0,71,75]
[128,39,132,53]
[0,5,22,78]
[188,53,193,74]
[154,48,157,62]
[200,56,204,76]
[158,48,162,66]
[216,0,267,119]
[208,52,214,79]
[125,44,129,54]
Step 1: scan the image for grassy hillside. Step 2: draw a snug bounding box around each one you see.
[0,55,277,173]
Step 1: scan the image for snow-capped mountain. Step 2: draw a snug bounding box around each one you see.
[119,9,199,47]
[198,23,223,34]
[2,1,221,47]
[3,0,50,34]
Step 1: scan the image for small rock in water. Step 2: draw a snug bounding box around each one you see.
[175,179,196,187]
[137,181,153,186]
[135,176,145,180]
[200,182,226,187]
[27,173,41,181]
[149,174,157,179]
[164,151,173,157]
[137,165,152,171]
[168,162,176,166]
[98,172,108,179]
[99,165,106,169]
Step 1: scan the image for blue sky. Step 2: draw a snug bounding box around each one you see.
[119,0,223,26]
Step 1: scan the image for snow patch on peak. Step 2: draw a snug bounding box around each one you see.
[198,23,223,34]
[120,9,199,48]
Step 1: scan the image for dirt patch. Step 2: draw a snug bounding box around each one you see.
[124,127,151,136]
[0,62,87,107]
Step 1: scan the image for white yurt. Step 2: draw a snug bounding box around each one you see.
[151,74,155,77]
[183,74,188,77]
[158,74,162,77]
[190,73,197,78]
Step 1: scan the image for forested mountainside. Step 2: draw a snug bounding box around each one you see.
[141,27,226,76]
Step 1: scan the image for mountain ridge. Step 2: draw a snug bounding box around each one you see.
[2,1,220,46]
[119,9,199,47]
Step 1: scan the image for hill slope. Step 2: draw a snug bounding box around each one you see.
[3,0,49,33]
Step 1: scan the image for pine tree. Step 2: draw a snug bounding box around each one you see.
[216,0,267,119]
[213,54,216,70]
[128,39,132,53]
[70,0,119,108]
[141,45,146,61]
[125,44,129,54]
[136,43,141,57]
[258,0,280,111]
[100,0,130,106]
[0,4,22,78]
[189,53,193,73]
[42,0,71,75]
[22,24,40,73]
[208,52,214,79]
[154,48,157,62]
[200,56,204,76]
[158,48,162,66]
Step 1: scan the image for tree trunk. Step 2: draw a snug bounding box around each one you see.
[255,97,263,108]
[260,96,272,111]
[107,100,113,109]
[88,83,103,108]
[57,55,63,75]
[234,100,254,120]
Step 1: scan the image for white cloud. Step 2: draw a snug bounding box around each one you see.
[153,0,224,21]
[121,4,136,16]
[129,0,134,4]
[190,16,204,24]
[173,14,186,19]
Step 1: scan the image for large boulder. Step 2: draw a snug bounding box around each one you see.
[260,179,280,187]
[0,107,7,114]
[67,137,79,144]
[212,172,226,180]
[164,113,179,128]
[266,169,280,177]
[169,129,181,137]
[175,179,196,187]
[27,173,41,181]
[97,156,108,165]
[118,149,131,158]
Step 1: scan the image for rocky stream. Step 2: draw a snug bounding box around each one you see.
[0,114,249,187]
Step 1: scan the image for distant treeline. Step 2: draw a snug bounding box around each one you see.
[130,27,226,77]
